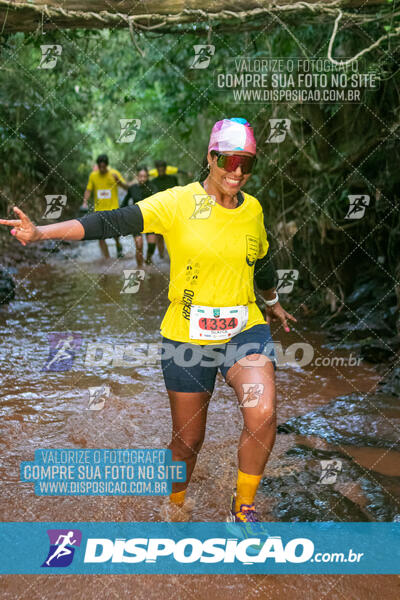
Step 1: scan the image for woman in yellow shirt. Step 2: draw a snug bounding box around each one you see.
[1,118,296,522]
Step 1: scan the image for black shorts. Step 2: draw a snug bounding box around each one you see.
[161,324,276,393]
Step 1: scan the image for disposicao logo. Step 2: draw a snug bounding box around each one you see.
[41,529,82,567]
[83,536,314,564]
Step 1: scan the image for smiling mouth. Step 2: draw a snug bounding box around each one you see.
[224,176,242,187]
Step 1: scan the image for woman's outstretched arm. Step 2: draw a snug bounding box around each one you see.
[0,205,144,246]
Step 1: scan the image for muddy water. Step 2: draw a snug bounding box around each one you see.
[0,238,398,598]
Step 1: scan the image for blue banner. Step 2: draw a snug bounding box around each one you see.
[0,522,398,574]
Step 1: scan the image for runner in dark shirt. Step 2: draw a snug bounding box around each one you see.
[121,179,155,207]
[122,166,157,266]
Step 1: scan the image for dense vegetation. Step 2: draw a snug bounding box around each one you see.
[0,15,399,316]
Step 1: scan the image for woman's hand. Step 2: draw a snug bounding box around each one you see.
[265,302,297,333]
[0,207,41,246]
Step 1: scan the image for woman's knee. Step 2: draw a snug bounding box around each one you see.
[169,434,204,459]
[244,403,276,431]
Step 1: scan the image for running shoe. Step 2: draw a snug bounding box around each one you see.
[225,493,266,557]
[227,493,260,523]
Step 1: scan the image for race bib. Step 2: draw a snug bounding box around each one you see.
[97,189,112,199]
[189,305,248,341]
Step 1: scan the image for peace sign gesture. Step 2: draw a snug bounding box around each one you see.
[0,206,41,246]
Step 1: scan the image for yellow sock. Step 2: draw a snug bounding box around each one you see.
[235,469,262,512]
[169,489,186,506]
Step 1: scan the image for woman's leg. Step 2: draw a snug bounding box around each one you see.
[114,236,123,258]
[156,233,165,258]
[167,390,211,502]
[134,235,143,267]
[98,239,110,258]
[225,355,276,511]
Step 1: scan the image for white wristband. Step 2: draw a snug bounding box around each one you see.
[264,291,279,306]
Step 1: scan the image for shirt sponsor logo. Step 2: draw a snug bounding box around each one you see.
[246,235,259,266]
[182,289,194,320]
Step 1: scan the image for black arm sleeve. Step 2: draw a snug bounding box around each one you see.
[76,205,144,240]
[254,210,278,290]
[254,252,278,290]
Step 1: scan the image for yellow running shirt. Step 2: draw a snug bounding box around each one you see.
[137,182,269,345]
[86,168,126,211]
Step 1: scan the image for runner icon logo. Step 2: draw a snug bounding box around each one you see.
[266,119,291,143]
[43,195,67,219]
[190,45,215,69]
[241,383,264,407]
[276,269,299,294]
[121,270,145,294]
[318,459,342,484]
[43,333,81,372]
[41,529,82,568]
[345,195,370,220]
[38,45,62,69]
[88,385,110,411]
[190,194,216,219]
[116,119,141,144]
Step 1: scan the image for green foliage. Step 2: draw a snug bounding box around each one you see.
[0,22,399,311]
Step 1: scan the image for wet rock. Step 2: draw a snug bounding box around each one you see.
[261,445,400,521]
[39,240,60,253]
[378,364,400,397]
[358,337,400,363]
[361,472,400,521]
[345,275,397,314]
[262,445,367,521]
[277,393,400,450]
[326,318,393,342]
[0,266,15,305]
[346,282,376,307]
[324,271,398,349]
[262,475,367,521]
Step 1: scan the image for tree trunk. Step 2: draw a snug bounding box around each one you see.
[0,0,390,33]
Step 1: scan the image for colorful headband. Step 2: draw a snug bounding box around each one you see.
[208,117,256,155]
